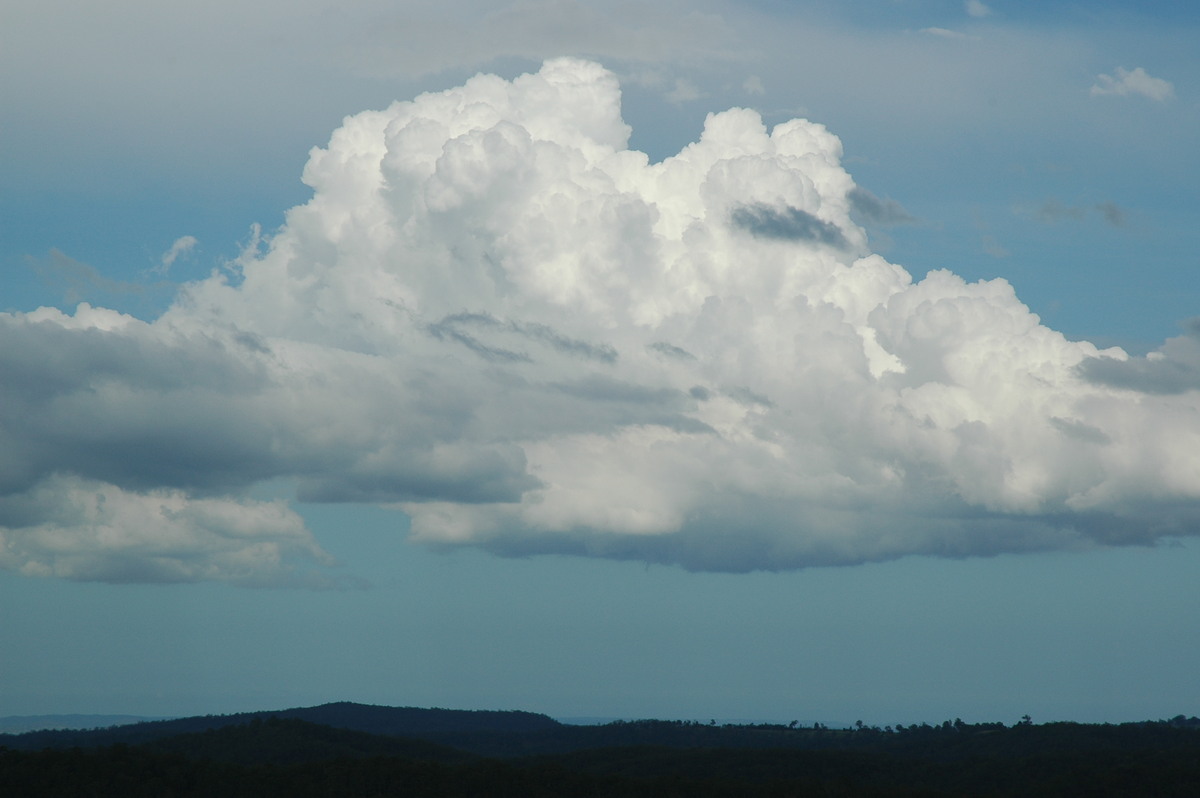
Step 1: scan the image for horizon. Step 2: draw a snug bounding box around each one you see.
[8,698,1198,737]
[2,1,1198,727]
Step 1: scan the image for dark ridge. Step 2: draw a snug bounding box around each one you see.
[2,712,1200,796]
[275,702,560,736]
[0,701,560,752]
[3,717,1200,796]
[143,716,477,766]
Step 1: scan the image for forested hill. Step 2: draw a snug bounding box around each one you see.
[0,702,561,751]
[3,712,1200,796]
[5,705,1200,758]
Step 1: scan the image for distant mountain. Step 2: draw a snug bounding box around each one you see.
[274,701,561,736]
[0,702,562,751]
[0,714,166,734]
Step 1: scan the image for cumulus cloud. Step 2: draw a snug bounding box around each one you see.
[4,59,1200,584]
[1090,67,1174,101]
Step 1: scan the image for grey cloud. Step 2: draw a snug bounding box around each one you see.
[848,187,917,226]
[429,312,617,364]
[296,444,540,505]
[1029,199,1126,227]
[428,314,533,363]
[551,375,685,405]
[468,499,1099,574]
[0,317,279,496]
[648,341,696,360]
[518,321,618,363]
[1049,504,1200,547]
[1078,324,1200,394]
[1049,417,1111,445]
[546,376,714,435]
[1035,199,1086,223]
[1095,201,1125,227]
[0,317,268,399]
[980,234,1009,258]
[730,203,848,247]
[725,386,773,408]
[0,306,547,585]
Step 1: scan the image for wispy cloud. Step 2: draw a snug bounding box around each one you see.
[965,0,991,19]
[665,77,702,104]
[920,27,975,41]
[28,249,145,305]
[157,235,198,274]
[1025,199,1127,227]
[1095,201,1125,227]
[848,187,917,227]
[1090,66,1174,101]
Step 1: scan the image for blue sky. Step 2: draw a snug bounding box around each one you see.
[2,0,1199,725]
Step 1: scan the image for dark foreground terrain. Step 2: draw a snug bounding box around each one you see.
[3,703,1199,796]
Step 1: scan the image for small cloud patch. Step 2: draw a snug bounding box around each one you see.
[158,236,198,274]
[1090,67,1174,101]
[965,0,991,18]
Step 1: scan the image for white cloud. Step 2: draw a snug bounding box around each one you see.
[0,475,330,586]
[1090,66,1174,101]
[3,59,1200,583]
[158,235,198,274]
[965,0,991,19]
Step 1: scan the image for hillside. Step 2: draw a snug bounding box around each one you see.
[0,701,560,752]
[3,705,1200,796]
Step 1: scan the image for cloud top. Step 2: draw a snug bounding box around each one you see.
[3,59,1199,584]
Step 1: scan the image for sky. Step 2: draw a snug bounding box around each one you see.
[2,0,1199,726]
